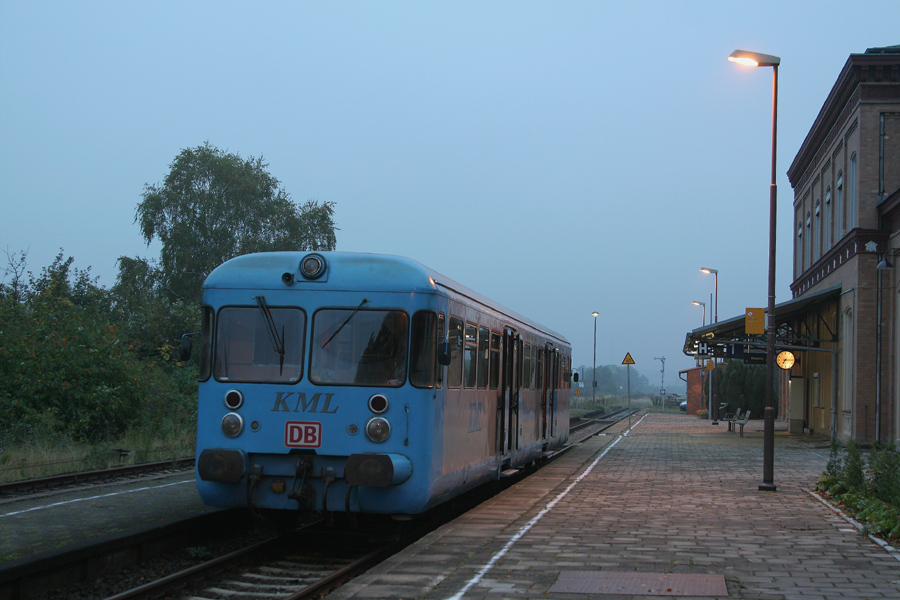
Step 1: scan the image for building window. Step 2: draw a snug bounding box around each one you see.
[824,185,832,249]
[836,170,844,236]
[814,200,821,261]
[806,211,812,268]
[796,220,803,275]
[848,153,857,229]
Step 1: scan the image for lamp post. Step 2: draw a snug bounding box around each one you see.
[699,268,718,324]
[692,301,706,326]
[592,312,599,404]
[700,268,719,423]
[729,48,780,492]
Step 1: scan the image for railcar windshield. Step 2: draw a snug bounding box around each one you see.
[310,309,408,387]
[214,306,305,383]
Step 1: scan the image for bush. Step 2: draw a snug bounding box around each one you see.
[869,441,900,507]
[843,439,866,493]
[817,438,900,542]
[0,251,197,446]
[696,409,708,419]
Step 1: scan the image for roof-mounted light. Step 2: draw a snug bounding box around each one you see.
[300,254,326,280]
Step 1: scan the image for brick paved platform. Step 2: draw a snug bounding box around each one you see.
[326,413,900,600]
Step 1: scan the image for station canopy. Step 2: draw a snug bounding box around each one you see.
[683,284,841,357]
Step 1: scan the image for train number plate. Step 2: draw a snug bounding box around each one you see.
[285,421,322,448]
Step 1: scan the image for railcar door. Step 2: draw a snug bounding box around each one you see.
[549,348,559,438]
[499,328,520,454]
[538,346,547,442]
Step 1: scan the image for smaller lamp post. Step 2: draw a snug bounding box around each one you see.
[592,311,599,404]
[692,301,706,326]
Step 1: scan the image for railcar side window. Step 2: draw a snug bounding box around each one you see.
[523,343,533,390]
[214,307,305,383]
[536,348,544,389]
[489,332,500,390]
[448,317,463,388]
[310,309,408,387]
[464,324,478,388]
[477,327,489,389]
[199,306,213,381]
[410,310,436,389]
[436,313,445,388]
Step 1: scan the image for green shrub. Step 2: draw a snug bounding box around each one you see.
[818,437,900,543]
[869,441,900,507]
[843,439,866,492]
[825,436,843,478]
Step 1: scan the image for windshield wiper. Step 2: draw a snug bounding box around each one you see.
[322,298,368,348]
[256,296,285,374]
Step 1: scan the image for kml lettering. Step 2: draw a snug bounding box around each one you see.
[271,392,339,413]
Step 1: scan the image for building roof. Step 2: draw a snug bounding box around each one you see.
[682,284,841,356]
[787,45,900,189]
[865,45,900,55]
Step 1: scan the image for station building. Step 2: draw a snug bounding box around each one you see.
[684,45,900,444]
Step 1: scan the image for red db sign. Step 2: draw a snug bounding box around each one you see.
[285,421,322,448]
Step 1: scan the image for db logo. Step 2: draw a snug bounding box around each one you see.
[285,421,322,448]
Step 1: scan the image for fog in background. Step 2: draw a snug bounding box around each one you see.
[2,1,897,385]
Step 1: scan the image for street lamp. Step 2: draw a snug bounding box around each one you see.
[699,268,718,324]
[700,267,719,423]
[592,311,599,404]
[692,301,706,326]
[729,48,780,492]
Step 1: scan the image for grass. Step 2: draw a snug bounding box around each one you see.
[0,426,195,484]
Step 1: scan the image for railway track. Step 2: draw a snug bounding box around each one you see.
[3,410,639,599]
[0,458,195,499]
[569,407,638,436]
[105,522,402,600]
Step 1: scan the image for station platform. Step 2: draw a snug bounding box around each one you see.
[326,413,900,600]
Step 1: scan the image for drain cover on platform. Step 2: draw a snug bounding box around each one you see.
[550,571,727,596]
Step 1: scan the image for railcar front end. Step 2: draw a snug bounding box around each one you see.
[195,252,444,516]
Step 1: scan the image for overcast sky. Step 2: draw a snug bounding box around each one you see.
[1,1,897,387]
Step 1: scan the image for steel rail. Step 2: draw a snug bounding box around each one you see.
[0,457,195,496]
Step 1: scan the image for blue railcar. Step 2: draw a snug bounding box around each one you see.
[194,251,572,517]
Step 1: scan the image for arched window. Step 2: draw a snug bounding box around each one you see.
[806,211,812,268]
[836,170,844,237]
[814,200,821,261]
[848,153,857,229]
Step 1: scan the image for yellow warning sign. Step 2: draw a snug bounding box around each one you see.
[622,352,635,365]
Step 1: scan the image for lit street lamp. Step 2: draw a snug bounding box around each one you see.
[692,301,706,326]
[728,48,780,492]
[699,268,718,324]
[592,311,599,404]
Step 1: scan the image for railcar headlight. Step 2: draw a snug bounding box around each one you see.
[300,254,326,279]
[222,412,244,437]
[224,389,244,410]
[365,417,391,443]
[368,394,389,414]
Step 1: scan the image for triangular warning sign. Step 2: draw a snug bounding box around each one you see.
[622,352,635,365]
